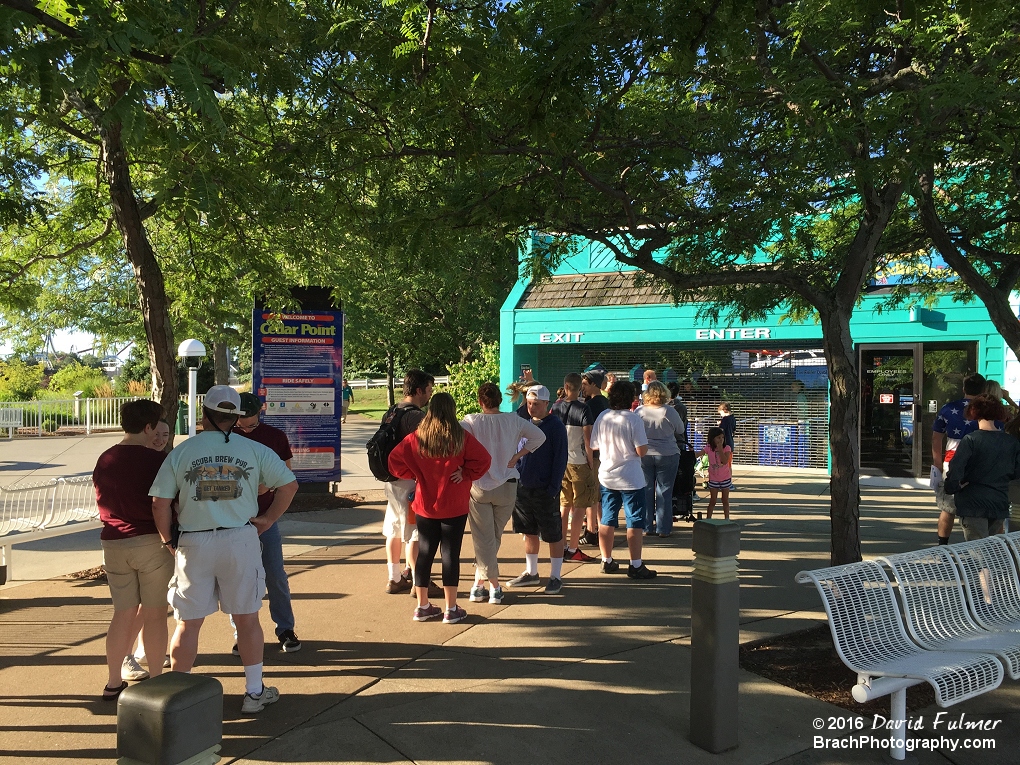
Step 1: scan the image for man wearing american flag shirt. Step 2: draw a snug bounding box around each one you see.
[932,373,989,544]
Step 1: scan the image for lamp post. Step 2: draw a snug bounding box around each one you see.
[178,339,206,437]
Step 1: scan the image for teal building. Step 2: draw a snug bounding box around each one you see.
[499,236,1019,478]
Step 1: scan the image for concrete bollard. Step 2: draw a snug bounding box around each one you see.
[689,519,740,753]
[117,673,223,765]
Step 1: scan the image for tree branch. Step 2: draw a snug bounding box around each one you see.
[1,0,79,38]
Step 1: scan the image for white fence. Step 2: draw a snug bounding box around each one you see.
[0,476,99,584]
[347,376,449,389]
[0,397,140,438]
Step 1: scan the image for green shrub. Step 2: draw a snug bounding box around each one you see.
[443,343,500,418]
[0,359,45,400]
[48,361,109,397]
[41,417,59,433]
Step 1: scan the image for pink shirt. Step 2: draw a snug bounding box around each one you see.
[707,446,732,483]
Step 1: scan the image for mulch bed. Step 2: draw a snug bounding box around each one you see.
[740,624,936,714]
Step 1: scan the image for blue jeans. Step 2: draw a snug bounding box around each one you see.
[259,521,295,636]
[642,453,681,536]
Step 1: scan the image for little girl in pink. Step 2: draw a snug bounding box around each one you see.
[697,426,732,519]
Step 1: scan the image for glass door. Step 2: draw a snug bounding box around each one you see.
[920,344,978,475]
[859,346,919,477]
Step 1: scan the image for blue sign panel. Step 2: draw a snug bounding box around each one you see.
[252,309,344,483]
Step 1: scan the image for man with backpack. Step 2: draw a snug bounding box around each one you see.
[370,370,440,595]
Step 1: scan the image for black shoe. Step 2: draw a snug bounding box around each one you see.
[278,630,302,653]
[600,559,620,574]
[231,643,240,657]
[627,563,657,580]
[579,530,600,547]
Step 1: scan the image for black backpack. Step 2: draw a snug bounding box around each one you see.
[366,405,411,482]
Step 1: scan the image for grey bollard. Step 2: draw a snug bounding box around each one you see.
[117,673,223,765]
[689,519,740,753]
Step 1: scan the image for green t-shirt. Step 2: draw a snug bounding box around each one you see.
[150,431,296,531]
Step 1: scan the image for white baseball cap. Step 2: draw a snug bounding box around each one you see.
[204,385,242,414]
[525,385,551,401]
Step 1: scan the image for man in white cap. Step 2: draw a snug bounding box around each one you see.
[508,385,569,594]
[150,386,298,714]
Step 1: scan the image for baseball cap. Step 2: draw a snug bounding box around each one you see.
[238,392,262,417]
[204,385,242,414]
[525,385,551,401]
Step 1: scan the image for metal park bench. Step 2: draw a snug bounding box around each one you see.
[947,535,1020,634]
[878,546,1020,678]
[0,476,99,585]
[796,560,1003,760]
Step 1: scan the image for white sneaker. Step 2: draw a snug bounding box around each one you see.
[488,586,504,604]
[241,685,280,714]
[468,585,488,602]
[122,655,149,682]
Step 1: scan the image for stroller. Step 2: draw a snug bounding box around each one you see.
[672,443,699,523]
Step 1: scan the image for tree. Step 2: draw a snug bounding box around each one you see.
[353,0,1012,564]
[0,0,317,427]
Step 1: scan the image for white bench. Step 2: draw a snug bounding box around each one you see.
[0,476,99,585]
[878,546,1020,678]
[796,560,1004,760]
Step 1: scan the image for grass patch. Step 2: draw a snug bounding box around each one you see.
[348,386,398,420]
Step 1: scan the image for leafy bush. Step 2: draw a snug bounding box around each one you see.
[48,361,109,397]
[0,359,45,400]
[93,383,114,398]
[41,417,59,433]
[443,343,500,418]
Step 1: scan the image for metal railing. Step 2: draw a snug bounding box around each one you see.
[0,397,140,438]
[0,476,98,536]
[0,476,99,584]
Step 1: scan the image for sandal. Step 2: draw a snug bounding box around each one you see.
[103,681,128,700]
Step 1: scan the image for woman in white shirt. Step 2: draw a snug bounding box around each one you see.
[461,383,546,605]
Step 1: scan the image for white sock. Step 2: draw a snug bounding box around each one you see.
[550,556,563,579]
[525,553,539,576]
[388,563,401,582]
[564,547,576,555]
[631,558,642,568]
[602,556,613,564]
[243,663,264,695]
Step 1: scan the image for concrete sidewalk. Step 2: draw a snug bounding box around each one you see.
[2,472,1019,764]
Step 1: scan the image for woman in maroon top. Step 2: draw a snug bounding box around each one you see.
[388,392,491,624]
[92,399,171,699]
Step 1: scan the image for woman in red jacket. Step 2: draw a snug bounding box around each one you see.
[388,392,491,624]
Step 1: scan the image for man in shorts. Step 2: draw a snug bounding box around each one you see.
[381,369,442,597]
[590,380,656,579]
[509,385,569,594]
[933,373,986,544]
[151,386,298,714]
[551,373,598,562]
[580,371,609,545]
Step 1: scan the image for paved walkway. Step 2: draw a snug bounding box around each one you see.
[3,471,1019,764]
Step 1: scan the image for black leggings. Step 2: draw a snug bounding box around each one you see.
[414,513,468,588]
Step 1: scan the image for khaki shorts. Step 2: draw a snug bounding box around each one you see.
[169,525,265,621]
[103,534,175,611]
[561,463,597,510]
[383,478,419,543]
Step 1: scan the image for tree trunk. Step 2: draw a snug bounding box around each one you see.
[386,350,395,407]
[213,340,230,385]
[819,304,862,566]
[99,121,179,437]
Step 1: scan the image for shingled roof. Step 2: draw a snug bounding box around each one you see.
[517,272,673,309]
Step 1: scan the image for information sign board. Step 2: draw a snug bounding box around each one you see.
[252,309,344,483]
